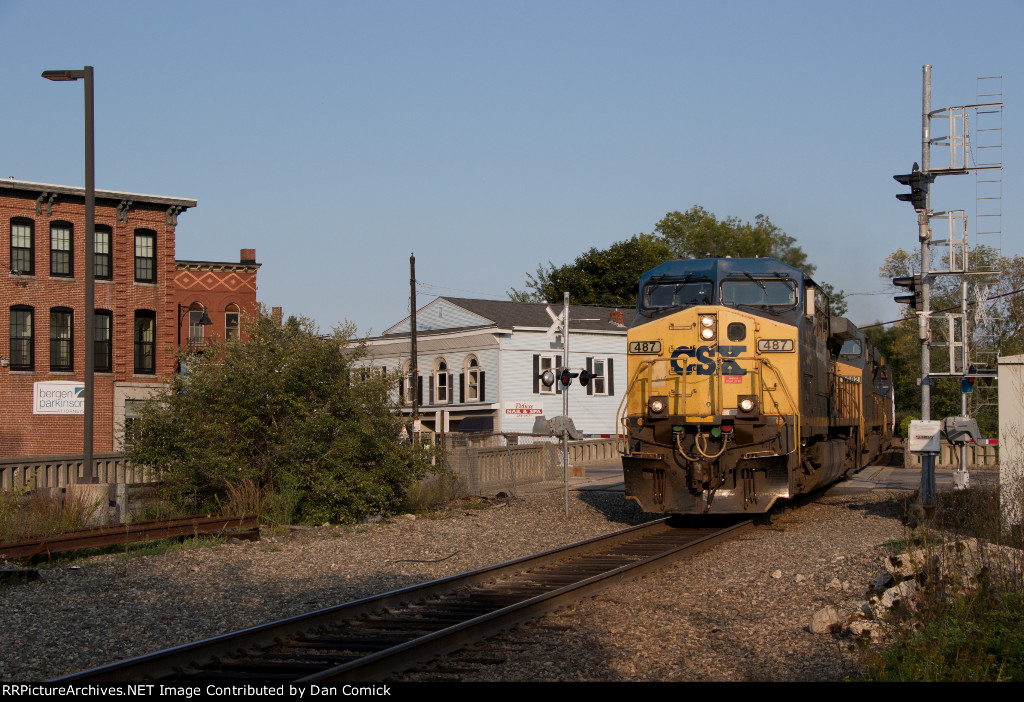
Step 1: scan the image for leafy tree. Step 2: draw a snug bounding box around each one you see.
[125,311,429,524]
[511,206,848,313]
[878,246,1024,430]
[510,233,671,307]
[654,206,813,274]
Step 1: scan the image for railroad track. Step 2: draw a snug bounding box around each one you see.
[0,515,260,563]
[54,517,751,683]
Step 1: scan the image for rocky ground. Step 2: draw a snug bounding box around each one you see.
[0,485,912,682]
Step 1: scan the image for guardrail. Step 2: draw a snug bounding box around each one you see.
[0,453,155,491]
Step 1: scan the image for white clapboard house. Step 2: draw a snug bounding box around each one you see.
[362,297,634,435]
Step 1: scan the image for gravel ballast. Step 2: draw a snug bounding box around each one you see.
[0,485,910,682]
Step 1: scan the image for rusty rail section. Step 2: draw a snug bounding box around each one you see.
[0,515,259,562]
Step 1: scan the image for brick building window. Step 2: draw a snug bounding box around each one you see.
[50,308,73,371]
[10,218,34,275]
[134,310,156,374]
[225,303,240,341]
[95,227,112,280]
[50,222,73,277]
[9,305,34,371]
[95,310,112,372]
[135,230,156,283]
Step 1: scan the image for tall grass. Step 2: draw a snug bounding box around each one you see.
[0,486,101,544]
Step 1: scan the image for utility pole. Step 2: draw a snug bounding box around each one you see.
[919,64,937,509]
[410,254,419,436]
[562,292,570,517]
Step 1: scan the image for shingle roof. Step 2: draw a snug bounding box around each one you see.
[441,298,634,331]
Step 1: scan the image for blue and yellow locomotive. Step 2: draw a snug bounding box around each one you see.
[619,258,893,515]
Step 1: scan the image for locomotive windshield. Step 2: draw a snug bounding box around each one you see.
[720,278,797,309]
[641,278,714,310]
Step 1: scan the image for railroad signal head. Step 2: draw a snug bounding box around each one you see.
[578,369,595,387]
[894,162,931,211]
[559,368,578,387]
[539,369,556,388]
[892,274,923,312]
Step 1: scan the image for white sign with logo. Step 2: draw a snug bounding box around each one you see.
[33,381,85,415]
[505,401,544,417]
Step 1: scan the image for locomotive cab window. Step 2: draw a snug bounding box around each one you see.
[839,340,863,358]
[642,278,714,310]
[720,278,797,309]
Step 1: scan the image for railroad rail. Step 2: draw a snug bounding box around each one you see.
[0,515,259,563]
[54,517,751,683]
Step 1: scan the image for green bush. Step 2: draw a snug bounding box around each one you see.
[125,311,430,524]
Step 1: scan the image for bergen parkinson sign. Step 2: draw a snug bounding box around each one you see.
[33,381,85,415]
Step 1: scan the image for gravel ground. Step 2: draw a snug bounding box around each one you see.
[0,484,911,682]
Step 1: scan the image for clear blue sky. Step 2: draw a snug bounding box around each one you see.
[2,0,1020,335]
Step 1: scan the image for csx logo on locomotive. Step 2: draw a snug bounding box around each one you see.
[670,345,747,375]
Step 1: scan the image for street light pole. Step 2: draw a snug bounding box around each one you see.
[42,66,95,484]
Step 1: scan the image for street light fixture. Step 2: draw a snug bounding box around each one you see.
[178,303,214,350]
[42,66,95,485]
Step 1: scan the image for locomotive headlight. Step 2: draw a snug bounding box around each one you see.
[648,396,668,415]
[738,395,757,414]
[699,315,716,340]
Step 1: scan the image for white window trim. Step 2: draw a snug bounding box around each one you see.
[591,357,609,396]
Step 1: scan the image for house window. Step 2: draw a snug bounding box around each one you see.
[433,358,449,405]
[9,305,34,370]
[134,310,156,374]
[534,354,558,394]
[50,222,73,277]
[49,308,73,371]
[134,230,156,283]
[10,219,34,275]
[399,361,417,405]
[95,310,112,372]
[94,227,112,280]
[225,303,240,341]
[586,357,614,397]
[463,355,482,402]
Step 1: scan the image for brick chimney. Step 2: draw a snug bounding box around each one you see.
[241,248,256,263]
[271,306,283,327]
[609,309,625,326]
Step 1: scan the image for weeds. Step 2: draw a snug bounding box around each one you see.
[0,485,100,543]
[399,473,467,516]
[861,483,1024,681]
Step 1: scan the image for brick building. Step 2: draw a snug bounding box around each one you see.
[174,249,261,352]
[0,179,259,467]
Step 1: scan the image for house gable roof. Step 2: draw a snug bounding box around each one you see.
[376,297,634,339]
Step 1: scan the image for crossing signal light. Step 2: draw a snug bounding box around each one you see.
[893,274,923,311]
[579,369,596,387]
[894,162,931,211]
[538,369,556,388]
[559,368,578,387]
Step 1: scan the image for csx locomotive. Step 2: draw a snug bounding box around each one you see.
[619,257,894,515]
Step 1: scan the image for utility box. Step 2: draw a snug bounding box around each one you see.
[908,420,942,454]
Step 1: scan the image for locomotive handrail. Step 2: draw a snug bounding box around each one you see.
[755,357,800,457]
[616,358,659,455]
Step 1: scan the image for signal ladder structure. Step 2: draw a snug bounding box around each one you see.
[893,66,1003,500]
[967,76,1004,433]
